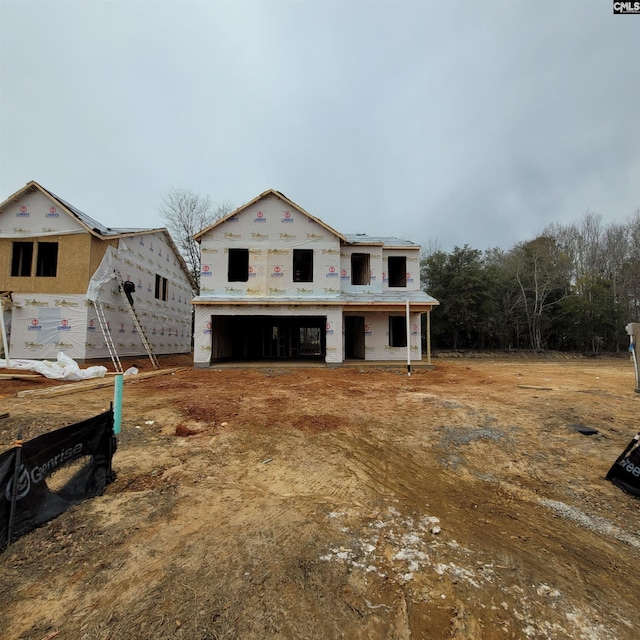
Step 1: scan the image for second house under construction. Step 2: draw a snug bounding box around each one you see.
[0,181,195,369]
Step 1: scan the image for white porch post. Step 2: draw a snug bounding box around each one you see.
[406,299,411,377]
[426,308,432,365]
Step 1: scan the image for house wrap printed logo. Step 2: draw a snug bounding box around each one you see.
[614,1,640,12]
[46,206,59,218]
[254,210,267,222]
[5,444,84,501]
[58,319,71,331]
[28,318,42,331]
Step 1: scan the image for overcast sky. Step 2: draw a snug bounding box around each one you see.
[1,0,638,252]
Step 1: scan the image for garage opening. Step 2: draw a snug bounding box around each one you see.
[209,315,326,362]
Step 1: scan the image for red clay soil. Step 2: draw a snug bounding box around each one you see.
[1,354,639,639]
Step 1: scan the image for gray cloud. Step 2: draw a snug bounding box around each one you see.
[1,1,637,252]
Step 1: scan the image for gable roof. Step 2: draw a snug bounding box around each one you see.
[0,180,197,291]
[0,180,150,238]
[194,189,346,242]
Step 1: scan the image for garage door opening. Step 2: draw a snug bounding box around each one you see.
[209,315,326,362]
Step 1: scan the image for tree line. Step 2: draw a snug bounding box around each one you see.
[421,211,640,353]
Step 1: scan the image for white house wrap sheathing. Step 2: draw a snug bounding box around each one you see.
[0,189,87,238]
[83,234,193,359]
[193,192,435,365]
[193,305,343,365]
[198,199,342,299]
[8,233,192,360]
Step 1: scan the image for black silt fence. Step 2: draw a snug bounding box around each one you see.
[0,409,116,551]
[606,433,640,498]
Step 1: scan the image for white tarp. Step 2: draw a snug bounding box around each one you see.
[0,352,107,380]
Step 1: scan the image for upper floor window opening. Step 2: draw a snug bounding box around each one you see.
[155,274,169,301]
[11,241,33,277]
[228,248,249,282]
[293,249,313,282]
[351,253,370,285]
[36,242,58,277]
[388,256,407,287]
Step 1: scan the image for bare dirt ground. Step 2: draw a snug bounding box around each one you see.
[1,354,640,640]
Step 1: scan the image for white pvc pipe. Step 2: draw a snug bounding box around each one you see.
[406,299,411,377]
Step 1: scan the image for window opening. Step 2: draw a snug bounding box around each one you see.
[388,256,407,287]
[228,248,249,282]
[155,274,169,300]
[351,253,370,285]
[293,249,313,282]
[11,242,33,277]
[389,316,407,347]
[36,242,58,277]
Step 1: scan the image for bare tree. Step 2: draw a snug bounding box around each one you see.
[508,236,572,351]
[159,187,233,291]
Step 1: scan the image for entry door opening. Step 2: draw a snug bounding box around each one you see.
[345,315,365,359]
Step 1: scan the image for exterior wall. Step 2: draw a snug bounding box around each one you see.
[193,304,343,366]
[0,233,99,295]
[5,231,193,361]
[339,246,384,293]
[89,236,115,280]
[0,189,116,295]
[85,232,193,358]
[382,248,421,291]
[199,194,342,298]
[8,294,89,360]
[0,189,85,237]
[344,311,421,361]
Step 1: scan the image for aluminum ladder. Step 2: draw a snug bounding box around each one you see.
[93,300,123,373]
[114,270,160,369]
